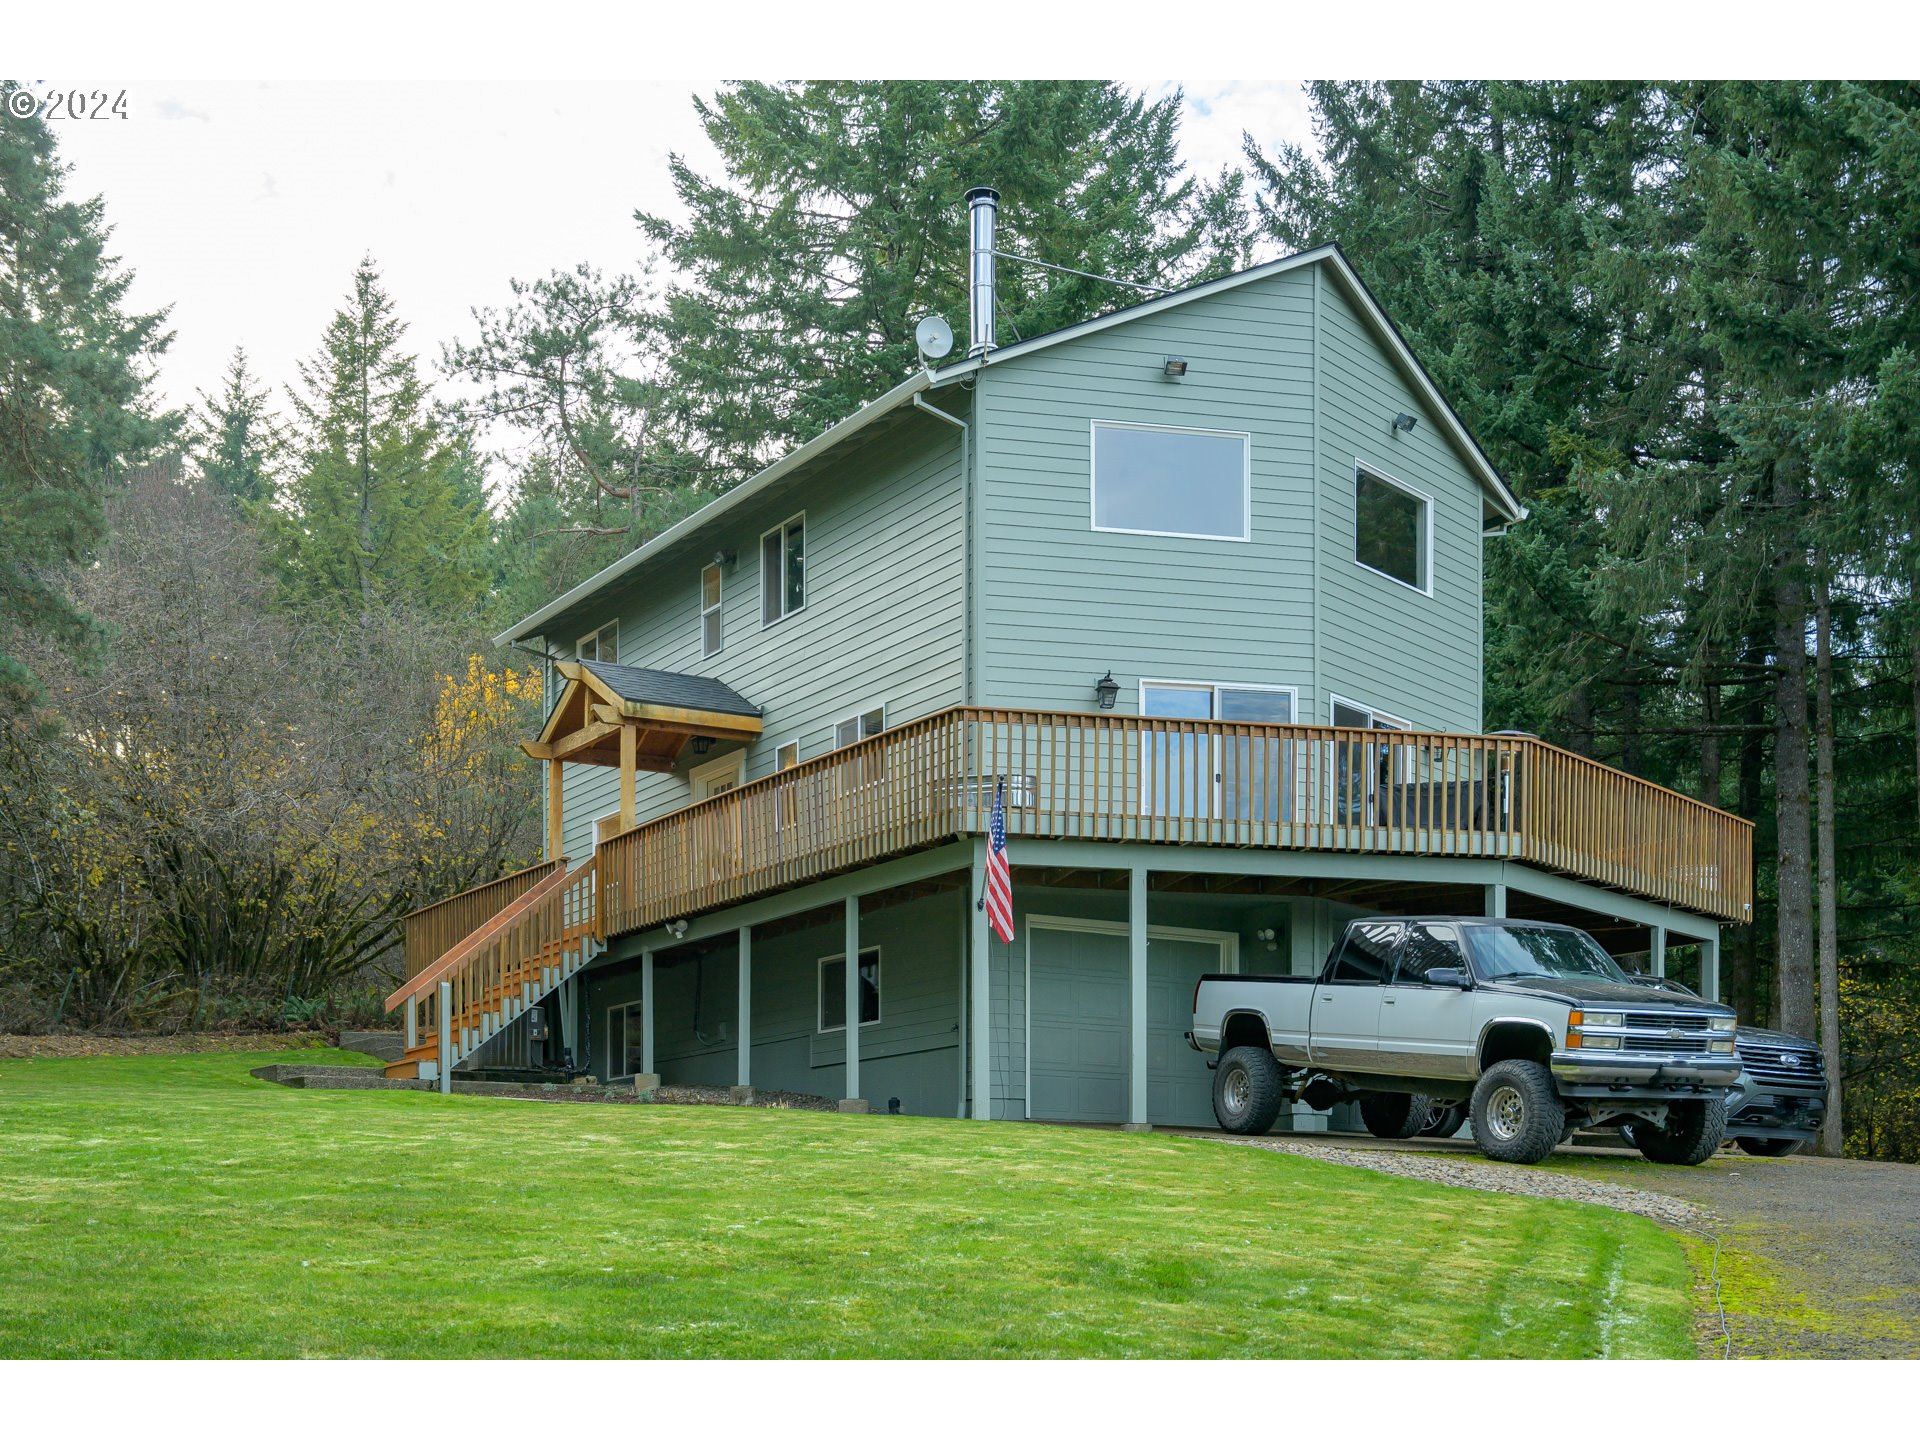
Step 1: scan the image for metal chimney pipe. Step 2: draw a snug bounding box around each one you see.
[966,186,999,356]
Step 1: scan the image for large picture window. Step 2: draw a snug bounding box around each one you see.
[1092,421,1250,541]
[819,948,881,1032]
[1354,465,1430,592]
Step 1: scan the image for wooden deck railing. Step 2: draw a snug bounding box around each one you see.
[402,859,562,980]
[385,857,601,1079]
[596,707,1753,935]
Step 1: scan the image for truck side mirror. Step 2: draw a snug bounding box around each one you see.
[1426,967,1472,990]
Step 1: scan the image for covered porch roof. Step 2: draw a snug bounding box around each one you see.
[522,660,762,772]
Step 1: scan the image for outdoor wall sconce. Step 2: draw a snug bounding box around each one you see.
[1162,355,1188,378]
[1094,671,1120,709]
[691,736,713,756]
[1391,412,1418,433]
[712,548,736,570]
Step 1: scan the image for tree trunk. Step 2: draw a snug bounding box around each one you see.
[1620,674,1643,775]
[1566,682,1593,758]
[1700,667,1722,807]
[1814,564,1843,1156]
[1772,462,1815,1040]
[1911,627,1919,832]
[1731,630,1767,1025]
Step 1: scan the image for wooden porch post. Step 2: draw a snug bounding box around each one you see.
[619,722,637,830]
[1649,925,1667,978]
[842,896,862,1110]
[546,757,564,860]
[1125,866,1150,1132]
[736,927,752,1091]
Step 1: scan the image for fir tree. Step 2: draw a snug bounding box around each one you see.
[0,82,173,709]
[272,257,489,620]
[190,346,281,510]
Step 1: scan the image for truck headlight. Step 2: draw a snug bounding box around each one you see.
[1575,1034,1622,1050]
[1577,1010,1623,1027]
[1709,1015,1736,1033]
[1710,1039,1735,1054]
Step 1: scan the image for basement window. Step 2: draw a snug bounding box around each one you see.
[1354,465,1431,593]
[819,948,881,1032]
[761,513,805,625]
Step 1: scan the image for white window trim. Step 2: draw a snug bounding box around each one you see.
[576,619,619,662]
[1327,694,1417,817]
[817,947,882,1034]
[759,511,807,628]
[1089,418,1253,543]
[689,749,745,799]
[1137,678,1300,818]
[832,701,887,748]
[699,563,723,658]
[774,737,801,770]
[1352,460,1435,597]
[607,1000,644,1080]
[590,808,625,854]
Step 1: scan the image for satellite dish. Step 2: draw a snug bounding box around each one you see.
[915,314,954,364]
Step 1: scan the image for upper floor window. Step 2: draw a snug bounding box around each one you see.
[835,704,885,790]
[700,563,723,657]
[1354,465,1430,593]
[578,620,618,663]
[1091,420,1250,542]
[761,514,805,625]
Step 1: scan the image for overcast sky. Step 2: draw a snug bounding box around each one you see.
[46,80,1317,434]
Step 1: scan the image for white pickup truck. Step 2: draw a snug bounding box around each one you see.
[1190,917,1742,1165]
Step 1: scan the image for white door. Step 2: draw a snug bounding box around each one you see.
[1307,919,1401,1071]
[690,750,745,799]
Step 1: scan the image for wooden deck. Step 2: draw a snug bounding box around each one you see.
[593,706,1754,936]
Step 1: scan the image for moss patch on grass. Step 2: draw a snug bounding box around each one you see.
[0,1050,1695,1358]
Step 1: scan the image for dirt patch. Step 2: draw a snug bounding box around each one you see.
[0,1030,333,1060]
[650,1084,839,1112]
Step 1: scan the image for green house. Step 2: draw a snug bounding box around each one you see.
[390,199,1751,1130]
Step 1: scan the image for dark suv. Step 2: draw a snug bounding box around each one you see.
[1625,974,1828,1156]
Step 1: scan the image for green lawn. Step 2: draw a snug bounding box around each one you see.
[0,1049,1695,1358]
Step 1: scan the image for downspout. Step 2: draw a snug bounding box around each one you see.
[913,393,973,703]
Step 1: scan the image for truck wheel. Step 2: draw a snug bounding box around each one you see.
[1212,1046,1284,1135]
[1469,1060,1564,1164]
[1735,1136,1803,1158]
[1419,1102,1466,1139]
[1632,1099,1727,1166]
[1359,1091,1433,1140]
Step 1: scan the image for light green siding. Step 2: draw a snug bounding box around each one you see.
[971,262,1488,733]
[974,268,1319,715]
[539,409,968,862]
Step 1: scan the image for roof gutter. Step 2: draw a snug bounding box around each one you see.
[493,370,932,647]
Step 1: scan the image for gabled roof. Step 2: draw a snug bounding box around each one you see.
[494,243,1523,647]
[579,660,760,719]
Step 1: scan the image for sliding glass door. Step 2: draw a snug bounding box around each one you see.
[1141,682,1295,821]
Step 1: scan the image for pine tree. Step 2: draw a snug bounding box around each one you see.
[640,81,1250,478]
[190,346,281,510]
[0,82,173,710]
[271,257,489,620]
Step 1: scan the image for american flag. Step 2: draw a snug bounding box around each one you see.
[984,778,1014,944]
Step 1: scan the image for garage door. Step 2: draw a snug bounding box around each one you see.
[1028,926,1227,1127]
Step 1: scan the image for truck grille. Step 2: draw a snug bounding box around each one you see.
[1738,1041,1827,1092]
[1624,1010,1712,1032]
[1624,1033,1718,1054]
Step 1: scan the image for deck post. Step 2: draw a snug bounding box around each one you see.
[1485,880,1508,919]
[619,723,637,830]
[437,980,452,1095]
[640,951,655,1078]
[1649,925,1667,978]
[969,836,992,1119]
[736,927,752,1091]
[404,994,417,1052]
[1700,931,1721,1003]
[841,896,863,1110]
[546,757,564,860]
[1125,865,1150,1132]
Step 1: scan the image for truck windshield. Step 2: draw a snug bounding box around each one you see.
[1462,925,1629,983]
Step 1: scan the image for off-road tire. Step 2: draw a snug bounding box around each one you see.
[1632,1099,1727,1166]
[1359,1091,1433,1139]
[1735,1136,1803,1158]
[1469,1060,1565,1164]
[1212,1045,1284,1135]
[1419,1102,1466,1139]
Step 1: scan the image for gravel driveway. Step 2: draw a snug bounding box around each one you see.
[1199,1131,1920,1359]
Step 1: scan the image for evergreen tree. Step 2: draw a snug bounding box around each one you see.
[0,82,173,710]
[271,257,489,620]
[641,81,1250,477]
[190,346,281,510]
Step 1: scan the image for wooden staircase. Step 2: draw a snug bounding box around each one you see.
[384,857,603,1086]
